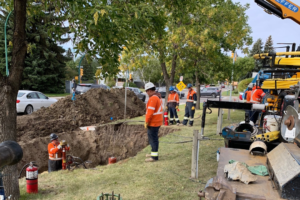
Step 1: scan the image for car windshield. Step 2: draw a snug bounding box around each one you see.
[76,85,91,92]
[17,92,25,97]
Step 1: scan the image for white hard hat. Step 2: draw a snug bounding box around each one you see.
[145,82,155,91]
[248,83,254,88]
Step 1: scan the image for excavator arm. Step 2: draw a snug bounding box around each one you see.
[255,0,300,25]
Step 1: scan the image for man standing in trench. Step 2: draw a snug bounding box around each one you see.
[48,133,70,172]
[144,82,163,162]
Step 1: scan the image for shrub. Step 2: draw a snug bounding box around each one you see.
[238,78,253,92]
[123,82,137,88]
[233,88,239,94]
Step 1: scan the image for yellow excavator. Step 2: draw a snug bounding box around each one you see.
[255,0,300,24]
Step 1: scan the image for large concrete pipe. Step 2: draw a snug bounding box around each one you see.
[0,141,23,169]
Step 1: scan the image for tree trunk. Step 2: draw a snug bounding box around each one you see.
[195,65,201,110]
[0,0,28,199]
[160,52,177,107]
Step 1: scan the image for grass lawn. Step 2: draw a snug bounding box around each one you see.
[221,90,239,97]
[19,105,244,200]
[45,93,71,97]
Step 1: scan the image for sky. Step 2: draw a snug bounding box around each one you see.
[62,0,300,58]
[233,0,300,57]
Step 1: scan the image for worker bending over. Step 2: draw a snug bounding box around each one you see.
[48,133,70,172]
[144,82,163,162]
[166,86,180,125]
[182,83,197,127]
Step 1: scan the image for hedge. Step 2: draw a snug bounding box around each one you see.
[238,78,254,92]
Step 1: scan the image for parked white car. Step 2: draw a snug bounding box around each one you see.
[17,90,57,114]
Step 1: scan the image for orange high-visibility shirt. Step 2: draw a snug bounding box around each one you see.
[245,90,252,102]
[146,95,163,127]
[48,142,70,160]
[167,92,179,105]
[187,89,197,103]
[250,87,265,103]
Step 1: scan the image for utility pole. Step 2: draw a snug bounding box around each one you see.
[124,68,129,120]
[228,51,236,120]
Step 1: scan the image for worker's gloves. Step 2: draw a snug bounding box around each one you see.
[165,106,168,110]
[191,106,195,110]
[176,106,178,109]
[60,140,67,146]
[57,145,62,149]
[144,122,148,129]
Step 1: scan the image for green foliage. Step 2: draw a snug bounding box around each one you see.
[234,57,255,81]
[233,88,239,94]
[250,38,264,69]
[0,10,70,93]
[106,78,116,88]
[264,35,274,53]
[238,78,253,92]
[123,82,137,88]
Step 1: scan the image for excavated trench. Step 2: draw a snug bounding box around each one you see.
[18,124,176,174]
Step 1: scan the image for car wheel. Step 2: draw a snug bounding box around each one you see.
[142,96,146,102]
[25,105,33,115]
[212,93,216,98]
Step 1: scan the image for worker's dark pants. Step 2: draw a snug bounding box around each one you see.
[169,107,180,124]
[48,159,62,172]
[183,102,195,126]
[250,111,259,124]
[147,126,160,160]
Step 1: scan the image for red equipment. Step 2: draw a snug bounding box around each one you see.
[62,146,67,170]
[164,111,169,126]
[26,162,38,193]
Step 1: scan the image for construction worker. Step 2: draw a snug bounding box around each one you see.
[244,83,254,103]
[250,84,266,124]
[144,82,163,162]
[166,86,180,125]
[182,83,197,127]
[48,133,70,172]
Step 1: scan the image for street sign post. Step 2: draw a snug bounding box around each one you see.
[180,76,183,82]
[176,81,186,92]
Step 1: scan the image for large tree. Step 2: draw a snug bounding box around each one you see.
[264,35,274,53]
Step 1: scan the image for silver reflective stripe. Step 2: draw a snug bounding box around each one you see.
[184,117,188,120]
[153,112,163,115]
[49,157,62,160]
[151,152,158,156]
[148,106,155,110]
[190,119,194,121]
[169,119,174,121]
[175,118,179,120]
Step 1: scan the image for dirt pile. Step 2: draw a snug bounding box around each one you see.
[17,89,145,141]
[18,124,176,174]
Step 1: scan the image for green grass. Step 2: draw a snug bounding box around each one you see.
[221,90,239,97]
[19,105,244,200]
[44,93,71,97]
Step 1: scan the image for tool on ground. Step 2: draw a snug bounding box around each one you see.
[97,191,122,200]
[19,162,38,194]
[66,155,91,170]
[164,111,169,126]
[0,141,23,199]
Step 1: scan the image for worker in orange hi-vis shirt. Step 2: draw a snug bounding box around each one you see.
[244,83,254,103]
[166,86,180,125]
[144,82,163,162]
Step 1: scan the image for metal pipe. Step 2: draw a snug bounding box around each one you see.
[0,141,23,168]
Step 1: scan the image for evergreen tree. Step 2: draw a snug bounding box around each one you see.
[250,38,264,56]
[249,38,264,69]
[0,10,71,93]
[264,35,274,53]
[81,57,96,81]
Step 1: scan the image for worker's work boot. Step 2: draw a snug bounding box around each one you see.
[145,154,151,158]
[145,158,157,162]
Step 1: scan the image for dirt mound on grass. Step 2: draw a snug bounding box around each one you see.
[18,124,177,174]
[17,88,145,141]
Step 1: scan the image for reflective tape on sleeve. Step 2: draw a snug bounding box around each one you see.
[148,106,155,110]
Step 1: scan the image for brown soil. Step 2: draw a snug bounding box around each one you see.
[18,124,176,174]
[17,88,145,141]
